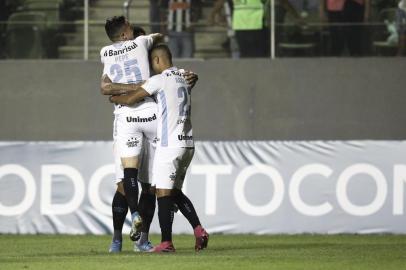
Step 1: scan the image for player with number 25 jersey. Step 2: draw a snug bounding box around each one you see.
[100,34,158,179]
[101,35,156,115]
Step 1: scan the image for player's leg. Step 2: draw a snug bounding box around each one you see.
[172,148,209,251]
[116,113,144,241]
[173,189,209,251]
[109,182,128,253]
[154,187,176,252]
[121,156,140,215]
[135,107,158,251]
[135,138,156,251]
[122,157,143,241]
[152,147,208,253]
[135,183,156,252]
[109,142,127,252]
[150,148,179,253]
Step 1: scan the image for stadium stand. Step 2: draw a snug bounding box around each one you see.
[277,24,318,57]
[21,0,62,30]
[58,0,228,59]
[4,11,47,59]
[0,0,84,59]
[20,0,63,58]
[0,0,403,59]
[59,0,150,59]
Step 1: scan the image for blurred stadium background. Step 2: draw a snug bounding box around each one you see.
[0,0,406,269]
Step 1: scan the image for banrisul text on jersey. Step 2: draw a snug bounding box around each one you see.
[103,42,138,57]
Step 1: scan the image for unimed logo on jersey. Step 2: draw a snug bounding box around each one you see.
[126,114,156,123]
[178,135,193,141]
[103,42,138,57]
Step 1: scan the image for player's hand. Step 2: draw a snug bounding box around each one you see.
[101,74,113,89]
[183,70,198,89]
[102,74,112,83]
[109,95,116,103]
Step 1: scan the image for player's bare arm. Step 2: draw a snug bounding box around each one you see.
[100,74,144,95]
[150,33,164,45]
[109,87,150,106]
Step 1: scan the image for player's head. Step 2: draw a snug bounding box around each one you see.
[149,44,173,74]
[132,25,146,38]
[105,16,133,42]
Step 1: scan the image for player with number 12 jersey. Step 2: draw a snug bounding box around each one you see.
[143,67,193,149]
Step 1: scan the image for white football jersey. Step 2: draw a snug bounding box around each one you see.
[143,67,194,148]
[100,35,156,114]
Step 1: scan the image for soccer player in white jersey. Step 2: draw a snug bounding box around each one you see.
[100,16,163,253]
[100,18,199,253]
[108,44,209,253]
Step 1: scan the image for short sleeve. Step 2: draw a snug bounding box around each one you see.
[100,48,107,75]
[136,34,154,50]
[142,74,163,95]
[100,49,105,64]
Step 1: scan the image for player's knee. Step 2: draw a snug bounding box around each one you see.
[156,188,172,198]
[172,188,182,197]
[141,183,152,193]
[148,185,156,195]
[141,183,155,195]
[116,181,125,195]
[121,156,139,168]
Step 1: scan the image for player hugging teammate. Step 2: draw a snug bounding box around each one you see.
[99,16,208,253]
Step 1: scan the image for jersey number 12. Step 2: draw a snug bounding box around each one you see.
[178,87,191,116]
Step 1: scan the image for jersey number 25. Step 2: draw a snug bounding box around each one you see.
[110,59,142,83]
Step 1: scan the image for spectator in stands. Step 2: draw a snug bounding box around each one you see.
[231,0,267,57]
[396,0,406,55]
[320,0,371,56]
[229,0,303,58]
[161,0,202,58]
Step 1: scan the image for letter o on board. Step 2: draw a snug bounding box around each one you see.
[0,164,36,216]
[234,165,284,216]
[337,164,387,216]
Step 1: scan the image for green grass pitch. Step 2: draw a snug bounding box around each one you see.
[1,234,406,270]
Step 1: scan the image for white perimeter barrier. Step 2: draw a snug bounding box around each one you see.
[0,141,405,234]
